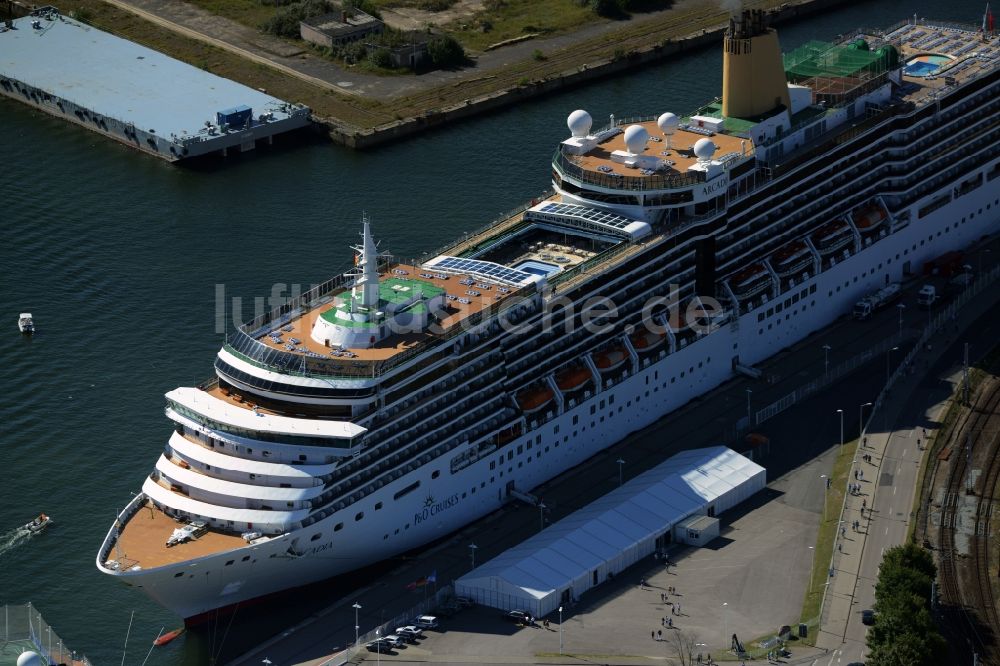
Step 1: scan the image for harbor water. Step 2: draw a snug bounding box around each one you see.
[0,1,985,662]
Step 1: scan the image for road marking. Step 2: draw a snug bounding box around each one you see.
[894,487,897,495]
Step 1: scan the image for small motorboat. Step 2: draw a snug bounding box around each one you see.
[154,627,185,647]
[22,513,52,534]
[18,313,34,334]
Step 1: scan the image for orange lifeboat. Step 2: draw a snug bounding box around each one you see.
[556,366,591,392]
[630,329,666,352]
[729,263,771,299]
[770,241,812,277]
[812,220,853,255]
[853,204,886,232]
[592,346,628,372]
[516,386,554,413]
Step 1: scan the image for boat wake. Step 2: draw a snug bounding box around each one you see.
[0,528,30,557]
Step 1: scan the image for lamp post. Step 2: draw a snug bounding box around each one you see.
[822,344,831,377]
[375,628,381,666]
[859,402,872,440]
[352,602,362,653]
[837,409,844,446]
[469,543,478,570]
[722,602,729,647]
[820,474,828,522]
[559,606,564,655]
[896,303,906,341]
[616,458,625,487]
[745,388,752,429]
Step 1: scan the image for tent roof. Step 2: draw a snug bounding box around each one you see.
[458,446,764,599]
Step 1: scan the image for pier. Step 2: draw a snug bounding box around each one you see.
[0,7,311,162]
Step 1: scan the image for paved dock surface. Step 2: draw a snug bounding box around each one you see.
[230,243,1000,666]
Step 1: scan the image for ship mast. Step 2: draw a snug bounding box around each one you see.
[352,215,380,311]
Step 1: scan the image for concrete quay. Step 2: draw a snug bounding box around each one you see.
[228,237,1000,666]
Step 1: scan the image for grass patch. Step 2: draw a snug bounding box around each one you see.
[184,0,279,30]
[446,0,599,53]
[798,438,860,644]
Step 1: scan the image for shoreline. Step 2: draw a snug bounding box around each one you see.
[322,0,860,150]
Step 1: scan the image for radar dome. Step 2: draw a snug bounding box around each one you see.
[17,652,42,666]
[567,110,592,138]
[623,124,649,155]
[693,138,717,161]
[656,112,679,134]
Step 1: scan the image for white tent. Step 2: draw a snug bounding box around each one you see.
[455,446,765,617]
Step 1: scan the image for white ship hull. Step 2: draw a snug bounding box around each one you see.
[99,172,999,620]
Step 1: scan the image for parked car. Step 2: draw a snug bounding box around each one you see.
[382,634,407,648]
[413,615,439,629]
[454,596,475,608]
[861,609,875,625]
[504,609,533,625]
[365,640,392,653]
[395,626,423,641]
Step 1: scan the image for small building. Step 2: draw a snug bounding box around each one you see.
[455,446,765,618]
[300,8,382,48]
[379,41,430,69]
[674,514,720,546]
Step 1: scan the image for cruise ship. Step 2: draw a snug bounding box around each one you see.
[97,10,1000,621]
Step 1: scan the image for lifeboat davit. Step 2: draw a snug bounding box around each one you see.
[497,423,523,444]
[812,220,853,255]
[630,329,666,352]
[770,241,812,277]
[516,385,554,414]
[729,263,771,299]
[592,346,628,372]
[853,204,886,232]
[555,366,591,392]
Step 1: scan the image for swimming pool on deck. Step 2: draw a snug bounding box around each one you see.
[904,53,953,77]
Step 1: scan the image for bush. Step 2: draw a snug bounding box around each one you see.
[532,49,546,61]
[417,0,456,10]
[370,48,393,69]
[865,544,947,666]
[427,34,467,68]
[261,0,333,37]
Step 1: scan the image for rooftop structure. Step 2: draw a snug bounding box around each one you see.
[456,447,766,617]
[300,8,383,48]
[0,8,311,161]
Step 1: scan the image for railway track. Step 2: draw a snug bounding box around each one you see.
[937,373,1000,665]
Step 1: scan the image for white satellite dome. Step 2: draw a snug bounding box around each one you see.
[693,138,717,160]
[17,652,42,666]
[567,109,592,138]
[623,124,649,155]
[657,112,679,134]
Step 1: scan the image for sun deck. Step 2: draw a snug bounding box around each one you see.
[252,263,516,360]
[570,123,752,179]
[106,501,246,571]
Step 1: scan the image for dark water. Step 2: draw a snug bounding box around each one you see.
[0,0,985,662]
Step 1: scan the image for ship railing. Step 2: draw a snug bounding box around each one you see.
[1,603,94,666]
[553,150,705,191]
[425,192,553,260]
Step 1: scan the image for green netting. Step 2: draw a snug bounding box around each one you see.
[784,40,886,80]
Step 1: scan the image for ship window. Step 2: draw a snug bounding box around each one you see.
[394,481,420,500]
[334,523,344,531]
[572,415,579,425]
[490,461,496,470]
[518,462,523,468]
[310,533,322,541]
[767,308,773,317]
[299,454,307,462]
[809,285,816,294]
[355,512,364,521]
[600,416,605,423]
[249,473,256,480]
[375,502,383,510]
[242,556,250,562]
[536,435,541,445]
[395,528,400,535]
[783,299,790,308]
[545,446,550,452]
[481,481,486,488]
[471,487,476,494]
[174,572,184,578]
[680,371,685,378]
[507,451,513,461]
[590,405,596,414]
[517,445,523,454]
[792,294,799,304]
[431,470,440,479]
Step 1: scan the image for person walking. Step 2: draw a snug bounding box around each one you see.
[652,630,656,640]
[658,629,662,640]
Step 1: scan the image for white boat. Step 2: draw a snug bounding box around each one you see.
[18,313,34,334]
[22,514,52,534]
[96,12,1000,623]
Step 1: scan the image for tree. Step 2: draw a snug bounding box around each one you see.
[664,629,701,666]
[427,34,466,68]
